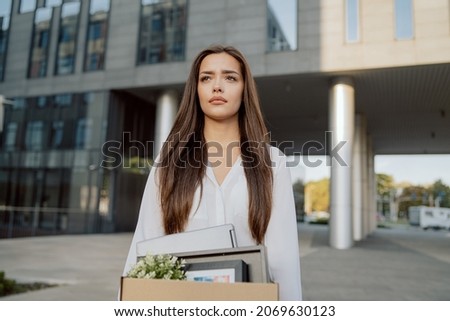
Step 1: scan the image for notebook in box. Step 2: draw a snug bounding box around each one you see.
[136,224,237,257]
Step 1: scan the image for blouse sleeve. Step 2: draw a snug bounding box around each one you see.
[264,148,303,300]
[121,164,165,276]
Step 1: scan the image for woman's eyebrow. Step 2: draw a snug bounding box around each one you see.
[222,69,239,74]
[199,70,240,75]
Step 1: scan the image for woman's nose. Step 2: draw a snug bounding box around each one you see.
[213,83,223,93]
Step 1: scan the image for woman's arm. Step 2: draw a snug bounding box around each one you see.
[122,165,165,276]
[264,148,303,300]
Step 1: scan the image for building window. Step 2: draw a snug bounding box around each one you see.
[12,97,27,110]
[267,0,298,52]
[395,0,414,40]
[84,0,110,71]
[19,0,36,14]
[25,121,44,150]
[28,7,52,78]
[4,122,17,151]
[75,118,93,149]
[54,93,72,107]
[37,96,47,108]
[55,1,80,75]
[45,0,62,7]
[345,0,359,43]
[138,0,188,65]
[0,0,12,81]
[50,120,64,148]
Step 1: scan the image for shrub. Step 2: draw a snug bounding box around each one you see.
[0,271,17,297]
[0,270,57,297]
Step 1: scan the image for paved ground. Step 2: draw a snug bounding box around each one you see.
[0,223,449,301]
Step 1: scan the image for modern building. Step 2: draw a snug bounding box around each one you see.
[0,0,449,249]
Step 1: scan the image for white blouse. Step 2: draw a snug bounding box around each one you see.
[122,145,302,300]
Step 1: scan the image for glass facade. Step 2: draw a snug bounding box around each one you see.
[84,0,110,71]
[267,0,298,52]
[4,122,17,151]
[28,7,52,78]
[25,121,44,150]
[138,0,187,64]
[45,0,62,7]
[0,91,110,238]
[395,0,414,40]
[0,0,12,81]
[50,120,64,148]
[345,0,359,43]
[1,92,108,152]
[19,0,36,14]
[55,1,80,75]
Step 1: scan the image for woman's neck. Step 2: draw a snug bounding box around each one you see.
[203,117,241,182]
[203,118,240,146]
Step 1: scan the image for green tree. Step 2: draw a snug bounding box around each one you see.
[376,173,395,216]
[376,173,394,195]
[398,185,429,216]
[428,179,450,208]
[292,179,305,221]
[305,178,329,213]
[398,180,450,217]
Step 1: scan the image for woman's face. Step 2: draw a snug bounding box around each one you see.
[197,52,244,124]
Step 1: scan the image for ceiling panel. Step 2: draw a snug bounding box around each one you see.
[257,63,450,155]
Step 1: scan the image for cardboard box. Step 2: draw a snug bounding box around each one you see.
[120,277,278,301]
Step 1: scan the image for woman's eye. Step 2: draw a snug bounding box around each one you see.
[226,76,237,81]
[200,76,211,82]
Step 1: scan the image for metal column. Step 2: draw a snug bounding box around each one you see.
[154,90,178,155]
[329,78,355,249]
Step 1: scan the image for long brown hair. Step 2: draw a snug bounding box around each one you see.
[157,45,273,244]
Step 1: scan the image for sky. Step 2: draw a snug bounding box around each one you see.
[288,155,450,186]
[374,155,450,186]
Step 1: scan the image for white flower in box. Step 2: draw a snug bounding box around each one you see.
[126,253,186,281]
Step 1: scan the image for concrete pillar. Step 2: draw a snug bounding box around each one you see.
[352,114,364,241]
[367,137,377,233]
[329,78,355,249]
[47,5,61,76]
[361,120,369,238]
[0,96,5,133]
[75,0,90,74]
[154,90,178,155]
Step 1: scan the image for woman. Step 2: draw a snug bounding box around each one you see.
[123,45,302,300]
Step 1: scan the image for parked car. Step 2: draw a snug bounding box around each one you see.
[304,211,330,224]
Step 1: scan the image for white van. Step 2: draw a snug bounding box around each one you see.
[408,206,450,230]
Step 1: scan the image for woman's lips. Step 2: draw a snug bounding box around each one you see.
[209,96,227,104]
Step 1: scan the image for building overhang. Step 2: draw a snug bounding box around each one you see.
[256,63,450,156]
